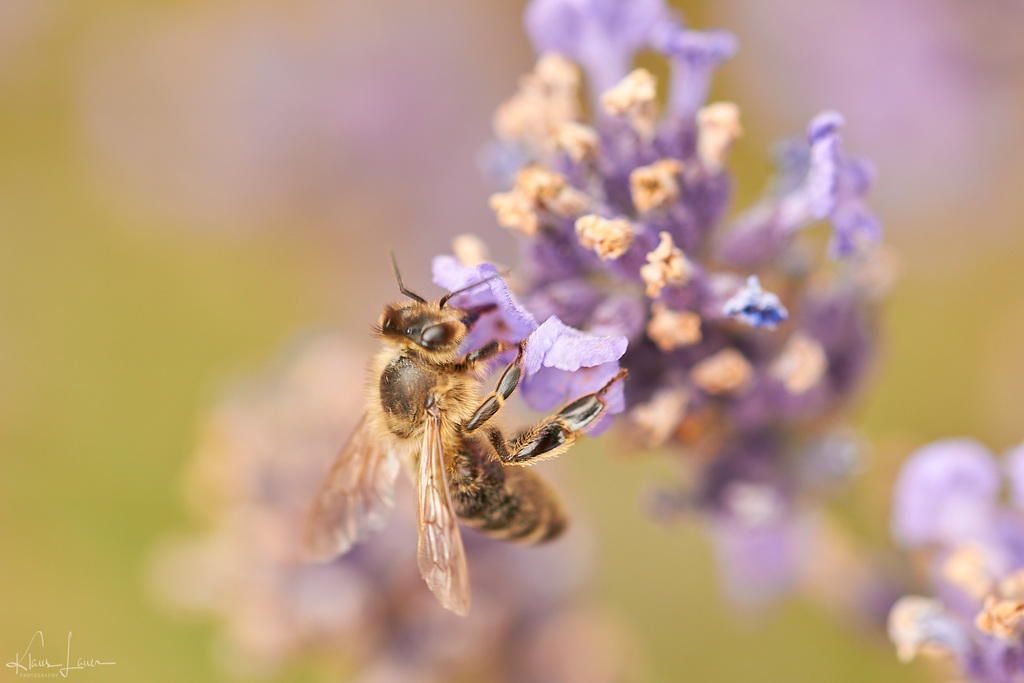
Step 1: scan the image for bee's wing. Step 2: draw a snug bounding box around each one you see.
[416,404,470,616]
[303,413,400,561]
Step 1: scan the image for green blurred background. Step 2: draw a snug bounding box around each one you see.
[3,0,1024,680]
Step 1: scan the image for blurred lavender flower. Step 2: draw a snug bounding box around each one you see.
[149,334,634,681]
[452,0,888,605]
[888,438,1024,682]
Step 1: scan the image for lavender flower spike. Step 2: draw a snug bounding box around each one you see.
[474,0,886,605]
[722,275,788,330]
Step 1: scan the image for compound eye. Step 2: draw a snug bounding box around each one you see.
[420,324,454,349]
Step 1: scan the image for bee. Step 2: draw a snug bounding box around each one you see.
[303,256,626,615]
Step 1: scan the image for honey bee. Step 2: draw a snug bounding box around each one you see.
[303,257,626,615]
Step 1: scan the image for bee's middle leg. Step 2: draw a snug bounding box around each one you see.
[483,368,628,465]
[461,342,526,433]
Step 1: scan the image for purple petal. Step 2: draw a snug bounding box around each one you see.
[827,199,883,259]
[807,110,845,143]
[891,438,1001,548]
[431,256,538,350]
[649,21,737,119]
[716,132,837,266]
[432,255,498,307]
[805,126,842,219]
[777,113,842,226]
[524,0,668,94]
[717,110,883,266]
[805,112,884,259]
[522,316,627,375]
[844,157,876,196]
[721,275,788,330]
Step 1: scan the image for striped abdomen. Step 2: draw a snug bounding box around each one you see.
[449,442,566,544]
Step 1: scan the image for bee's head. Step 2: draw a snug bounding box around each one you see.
[377,302,468,358]
[380,251,503,360]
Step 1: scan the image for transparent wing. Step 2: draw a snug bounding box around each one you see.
[303,414,400,561]
[416,405,471,615]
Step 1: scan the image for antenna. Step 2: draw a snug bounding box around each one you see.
[389,250,426,303]
[439,269,510,308]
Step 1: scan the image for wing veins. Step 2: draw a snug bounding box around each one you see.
[303,414,398,561]
[416,404,470,615]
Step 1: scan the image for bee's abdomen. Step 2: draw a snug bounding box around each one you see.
[450,447,566,544]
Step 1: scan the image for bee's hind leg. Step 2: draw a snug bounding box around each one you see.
[482,368,628,466]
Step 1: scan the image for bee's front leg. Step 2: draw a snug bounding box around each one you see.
[460,341,526,433]
[453,338,521,374]
[482,368,628,465]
